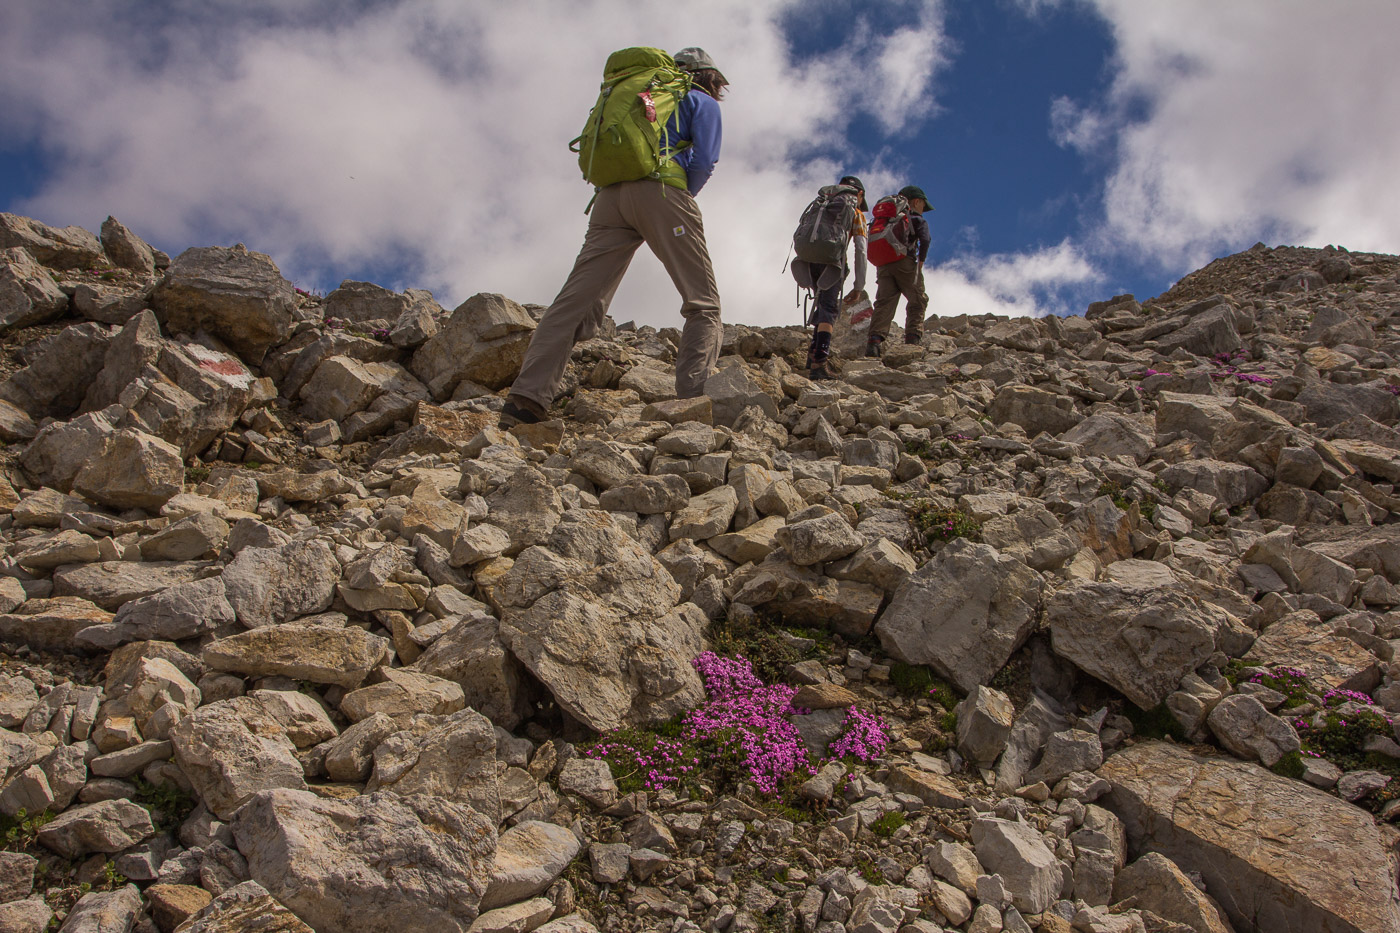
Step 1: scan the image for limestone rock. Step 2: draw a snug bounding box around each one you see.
[875,538,1043,692]
[170,697,306,819]
[202,622,390,688]
[232,788,497,933]
[1047,579,1226,710]
[411,292,536,397]
[151,245,296,364]
[496,510,703,731]
[221,539,341,629]
[1101,741,1400,933]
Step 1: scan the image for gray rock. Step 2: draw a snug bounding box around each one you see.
[496,511,704,731]
[233,788,496,933]
[71,428,184,510]
[368,709,500,822]
[221,539,341,629]
[170,697,307,819]
[37,799,154,858]
[1101,741,1400,933]
[151,245,296,364]
[875,538,1043,692]
[0,246,69,331]
[478,820,581,912]
[954,685,1016,769]
[411,292,536,397]
[969,817,1061,915]
[99,216,156,274]
[0,212,105,268]
[1046,579,1225,710]
[775,512,865,566]
[56,883,143,933]
[1113,852,1233,933]
[1206,694,1300,767]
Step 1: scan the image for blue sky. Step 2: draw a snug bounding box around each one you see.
[2,0,1397,328]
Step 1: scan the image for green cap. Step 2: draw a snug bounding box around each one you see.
[899,186,930,211]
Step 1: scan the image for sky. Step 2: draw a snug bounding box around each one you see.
[2,0,1398,330]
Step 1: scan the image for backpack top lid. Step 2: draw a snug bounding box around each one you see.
[603,47,678,78]
[872,194,909,218]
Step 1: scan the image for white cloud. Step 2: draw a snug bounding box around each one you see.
[930,239,1101,319]
[0,0,961,330]
[1068,0,1400,269]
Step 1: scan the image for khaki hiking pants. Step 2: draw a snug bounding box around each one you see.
[510,179,722,409]
[869,256,928,342]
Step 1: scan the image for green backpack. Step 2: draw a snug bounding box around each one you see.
[571,47,693,190]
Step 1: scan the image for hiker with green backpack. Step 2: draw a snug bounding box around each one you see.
[502,47,728,427]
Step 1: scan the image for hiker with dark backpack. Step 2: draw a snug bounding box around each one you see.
[502,47,727,427]
[865,185,933,357]
[789,176,868,380]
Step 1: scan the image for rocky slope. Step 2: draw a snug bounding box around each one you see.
[0,211,1398,933]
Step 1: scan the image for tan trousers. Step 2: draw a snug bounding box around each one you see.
[510,180,723,408]
[869,256,928,341]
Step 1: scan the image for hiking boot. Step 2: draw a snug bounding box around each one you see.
[499,397,545,428]
[808,363,834,381]
[865,336,884,358]
[904,330,923,346]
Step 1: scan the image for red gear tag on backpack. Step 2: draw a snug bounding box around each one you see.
[638,91,656,122]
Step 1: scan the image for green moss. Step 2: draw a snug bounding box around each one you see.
[1270,751,1305,779]
[131,778,197,833]
[0,808,54,852]
[869,811,906,838]
[911,504,981,545]
[889,662,935,699]
[853,855,886,885]
[1124,702,1187,742]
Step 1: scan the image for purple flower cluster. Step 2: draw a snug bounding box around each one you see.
[1139,368,1168,378]
[1385,384,1400,397]
[693,651,764,697]
[1322,688,1376,708]
[686,652,810,794]
[584,735,697,791]
[826,707,890,762]
[947,433,970,442]
[587,653,893,797]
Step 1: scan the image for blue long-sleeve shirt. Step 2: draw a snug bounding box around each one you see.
[663,88,722,196]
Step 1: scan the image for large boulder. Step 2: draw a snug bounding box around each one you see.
[367,708,500,822]
[71,428,184,510]
[496,510,705,731]
[2,322,114,420]
[1101,741,1400,933]
[151,245,296,363]
[0,213,105,268]
[221,539,341,629]
[99,216,156,274]
[170,697,306,819]
[410,292,536,397]
[231,788,496,933]
[0,247,69,331]
[1047,579,1226,709]
[874,538,1043,692]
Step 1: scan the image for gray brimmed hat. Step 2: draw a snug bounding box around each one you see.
[673,47,727,83]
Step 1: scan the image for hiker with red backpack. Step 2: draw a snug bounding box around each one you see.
[865,185,933,357]
[501,47,727,427]
[789,176,869,380]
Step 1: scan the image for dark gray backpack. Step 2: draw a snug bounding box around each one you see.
[791,184,860,266]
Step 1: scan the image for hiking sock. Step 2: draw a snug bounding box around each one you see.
[811,331,832,365]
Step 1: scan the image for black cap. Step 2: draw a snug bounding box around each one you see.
[839,176,868,210]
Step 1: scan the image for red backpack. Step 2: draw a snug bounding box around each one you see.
[867,195,913,266]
